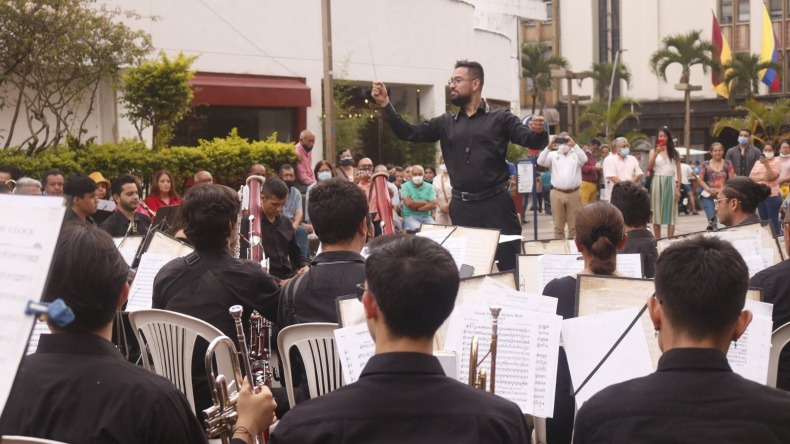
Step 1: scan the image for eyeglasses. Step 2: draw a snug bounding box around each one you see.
[714,197,734,207]
[448,77,476,86]
[355,283,367,301]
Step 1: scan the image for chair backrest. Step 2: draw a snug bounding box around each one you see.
[768,321,790,388]
[1,437,68,444]
[128,309,235,413]
[277,323,344,408]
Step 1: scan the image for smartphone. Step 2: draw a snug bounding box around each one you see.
[555,137,567,144]
[759,153,767,159]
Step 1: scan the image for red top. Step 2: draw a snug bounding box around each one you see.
[144,194,182,213]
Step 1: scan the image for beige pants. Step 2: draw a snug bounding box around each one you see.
[550,188,581,239]
[580,181,598,205]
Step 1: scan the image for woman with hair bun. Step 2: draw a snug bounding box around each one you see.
[541,201,628,444]
[716,176,772,228]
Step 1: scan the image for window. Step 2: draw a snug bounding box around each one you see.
[770,0,782,19]
[720,0,733,24]
[543,1,553,24]
[737,0,750,22]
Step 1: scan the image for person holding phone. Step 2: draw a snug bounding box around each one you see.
[537,132,586,239]
[749,142,782,234]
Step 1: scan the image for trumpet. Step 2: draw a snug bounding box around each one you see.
[469,306,502,392]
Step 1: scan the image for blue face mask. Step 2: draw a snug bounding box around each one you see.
[620,147,630,157]
[317,171,332,181]
[738,137,749,146]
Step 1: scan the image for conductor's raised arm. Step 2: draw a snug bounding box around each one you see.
[372,80,441,143]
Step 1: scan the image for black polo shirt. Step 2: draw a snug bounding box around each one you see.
[0,334,207,444]
[100,210,152,237]
[620,228,658,278]
[383,100,548,193]
[751,259,790,391]
[260,213,309,280]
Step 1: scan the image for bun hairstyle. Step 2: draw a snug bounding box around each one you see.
[575,202,625,275]
[722,177,771,214]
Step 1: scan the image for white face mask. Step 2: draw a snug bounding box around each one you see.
[780,153,790,158]
[559,144,570,155]
[412,176,424,186]
[764,152,775,159]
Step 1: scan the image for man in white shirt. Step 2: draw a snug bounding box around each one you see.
[538,132,586,239]
[603,137,644,202]
[680,160,698,215]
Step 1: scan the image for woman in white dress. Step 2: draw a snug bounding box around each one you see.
[647,127,682,238]
[433,162,452,225]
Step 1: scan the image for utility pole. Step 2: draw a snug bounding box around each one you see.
[551,69,590,134]
[321,0,336,162]
[675,82,701,159]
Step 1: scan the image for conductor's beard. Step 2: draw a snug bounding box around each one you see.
[450,92,471,107]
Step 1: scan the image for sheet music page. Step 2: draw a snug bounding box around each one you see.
[499,234,524,244]
[147,231,193,258]
[0,195,66,414]
[566,240,579,255]
[336,297,366,327]
[441,237,467,271]
[25,321,51,355]
[562,307,653,408]
[114,236,143,267]
[456,227,500,276]
[334,322,375,384]
[416,228,455,244]
[126,253,173,312]
[576,276,660,367]
[522,240,569,255]
[615,254,643,278]
[96,200,117,212]
[444,306,562,416]
[726,300,773,384]
[538,255,584,292]
[476,277,558,315]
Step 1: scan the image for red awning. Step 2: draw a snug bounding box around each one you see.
[191,72,311,108]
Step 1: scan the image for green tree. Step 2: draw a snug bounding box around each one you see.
[649,30,714,149]
[0,0,151,153]
[120,52,197,150]
[579,97,645,143]
[589,61,631,101]
[721,52,782,103]
[521,42,569,115]
[710,98,790,145]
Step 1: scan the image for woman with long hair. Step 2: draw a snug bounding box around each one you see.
[749,142,783,234]
[542,201,627,444]
[335,148,356,181]
[696,142,735,223]
[647,127,682,238]
[305,160,335,224]
[144,169,182,213]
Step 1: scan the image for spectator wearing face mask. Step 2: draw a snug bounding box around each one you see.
[538,132,586,239]
[304,160,335,225]
[401,165,437,231]
[748,142,782,234]
[603,137,644,207]
[335,148,356,181]
[356,158,394,237]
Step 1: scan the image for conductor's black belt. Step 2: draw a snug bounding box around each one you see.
[452,183,508,202]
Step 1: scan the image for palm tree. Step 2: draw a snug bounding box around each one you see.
[579,97,646,143]
[649,30,714,150]
[710,98,790,145]
[589,61,631,101]
[521,42,569,115]
[721,52,782,104]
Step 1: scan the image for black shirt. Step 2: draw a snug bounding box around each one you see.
[261,213,309,279]
[383,100,548,193]
[270,352,529,444]
[620,229,658,278]
[750,259,790,391]
[100,210,152,237]
[0,334,207,444]
[152,249,280,412]
[64,207,95,225]
[574,348,790,443]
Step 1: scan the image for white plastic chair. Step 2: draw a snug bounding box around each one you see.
[768,321,790,388]
[0,437,68,444]
[277,323,344,408]
[128,309,235,414]
[533,416,548,444]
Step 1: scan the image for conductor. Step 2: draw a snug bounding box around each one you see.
[372,60,548,271]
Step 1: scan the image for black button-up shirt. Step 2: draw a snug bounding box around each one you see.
[574,348,790,443]
[619,229,658,278]
[100,210,152,237]
[0,334,207,444]
[242,213,309,280]
[270,352,529,444]
[751,259,790,390]
[725,145,762,176]
[384,101,548,193]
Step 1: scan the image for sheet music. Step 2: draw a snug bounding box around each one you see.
[522,240,569,255]
[499,234,524,244]
[146,231,193,258]
[615,254,643,279]
[475,277,558,315]
[0,195,66,414]
[25,320,50,355]
[96,200,117,212]
[126,253,173,312]
[455,227,500,276]
[444,306,562,416]
[576,276,661,367]
[416,228,455,244]
[567,240,579,255]
[442,237,467,271]
[336,296,366,327]
[561,307,653,408]
[726,299,773,384]
[114,236,143,267]
[334,322,375,384]
[538,255,584,292]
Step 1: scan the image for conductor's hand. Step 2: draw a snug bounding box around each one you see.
[372,81,390,107]
[234,378,276,441]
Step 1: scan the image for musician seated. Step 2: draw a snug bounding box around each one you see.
[277,178,368,410]
[610,181,657,277]
[100,174,152,237]
[63,174,98,224]
[573,236,790,443]
[270,236,529,443]
[241,178,309,282]
[153,184,280,413]
[0,222,275,444]
[716,176,771,227]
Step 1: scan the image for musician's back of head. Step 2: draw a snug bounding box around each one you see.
[309,178,368,245]
[181,184,239,251]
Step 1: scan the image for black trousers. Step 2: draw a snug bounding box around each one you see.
[449,189,521,271]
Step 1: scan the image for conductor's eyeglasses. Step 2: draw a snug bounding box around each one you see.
[448,77,475,86]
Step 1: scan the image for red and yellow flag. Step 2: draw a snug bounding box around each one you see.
[712,13,733,99]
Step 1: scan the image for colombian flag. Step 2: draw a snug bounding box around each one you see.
[759,4,782,93]
[712,13,732,99]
